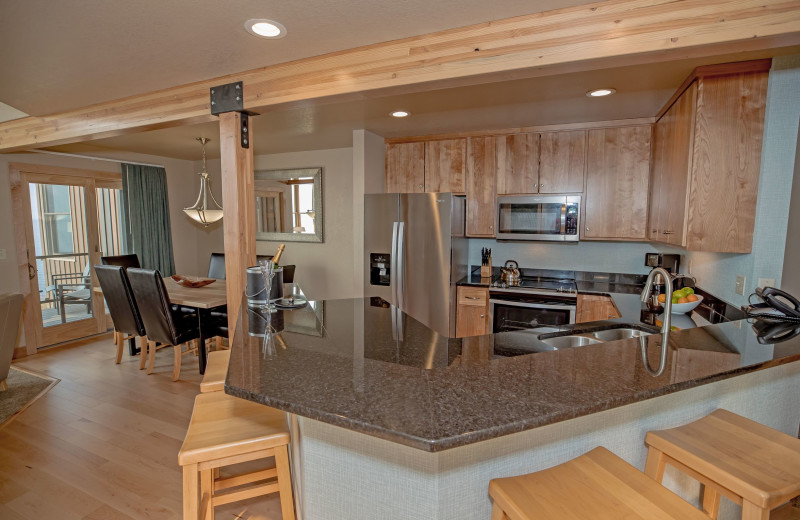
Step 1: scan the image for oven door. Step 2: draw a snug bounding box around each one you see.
[489,299,576,333]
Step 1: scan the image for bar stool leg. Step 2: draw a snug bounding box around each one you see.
[741,501,770,520]
[183,463,199,520]
[200,469,214,520]
[274,445,296,520]
[644,447,667,482]
[701,486,721,518]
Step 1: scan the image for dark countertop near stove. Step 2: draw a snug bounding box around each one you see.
[225,289,800,452]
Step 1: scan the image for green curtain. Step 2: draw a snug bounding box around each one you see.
[121,164,176,276]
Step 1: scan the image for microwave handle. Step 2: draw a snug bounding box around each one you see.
[560,203,567,234]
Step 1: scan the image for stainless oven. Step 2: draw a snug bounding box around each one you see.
[496,195,581,241]
[489,289,577,332]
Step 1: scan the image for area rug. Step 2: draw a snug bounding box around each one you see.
[0,366,59,429]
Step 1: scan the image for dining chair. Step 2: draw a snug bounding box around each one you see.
[127,268,200,381]
[100,254,141,269]
[94,265,148,366]
[0,293,24,391]
[208,253,276,280]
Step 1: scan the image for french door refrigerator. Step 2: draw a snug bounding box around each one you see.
[364,193,467,337]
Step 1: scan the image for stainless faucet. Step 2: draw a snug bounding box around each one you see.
[640,267,672,375]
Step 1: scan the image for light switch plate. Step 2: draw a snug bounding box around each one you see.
[0,249,6,260]
[735,275,746,296]
[758,278,776,289]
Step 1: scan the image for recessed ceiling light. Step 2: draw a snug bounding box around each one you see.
[586,88,617,97]
[245,19,287,39]
[390,110,410,118]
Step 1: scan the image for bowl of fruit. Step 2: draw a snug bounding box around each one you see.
[657,288,702,314]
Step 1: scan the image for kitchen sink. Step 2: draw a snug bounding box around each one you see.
[540,335,604,349]
[587,328,654,342]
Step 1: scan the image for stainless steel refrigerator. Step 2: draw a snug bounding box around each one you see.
[364,193,468,337]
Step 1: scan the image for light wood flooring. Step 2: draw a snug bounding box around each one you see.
[0,333,283,520]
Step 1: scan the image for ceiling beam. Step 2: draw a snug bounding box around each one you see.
[1,0,799,152]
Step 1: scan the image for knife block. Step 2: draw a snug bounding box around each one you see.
[480,258,492,279]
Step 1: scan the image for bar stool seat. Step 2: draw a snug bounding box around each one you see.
[178,391,295,520]
[645,409,800,520]
[200,350,230,393]
[488,446,709,520]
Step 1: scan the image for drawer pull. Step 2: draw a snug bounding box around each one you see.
[465,296,480,300]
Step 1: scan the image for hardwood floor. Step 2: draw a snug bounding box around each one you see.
[0,333,283,520]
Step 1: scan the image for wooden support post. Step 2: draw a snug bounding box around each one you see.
[219,112,256,340]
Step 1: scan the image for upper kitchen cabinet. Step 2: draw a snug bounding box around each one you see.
[496,133,540,195]
[539,130,586,193]
[386,142,425,193]
[425,139,466,194]
[584,125,652,240]
[649,60,770,253]
[385,139,466,194]
[466,136,497,237]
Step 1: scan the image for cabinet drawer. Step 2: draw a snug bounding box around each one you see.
[458,286,488,306]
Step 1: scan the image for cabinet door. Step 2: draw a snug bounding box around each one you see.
[425,139,466,194]
[456,305,489,337]
[386,142,425,193]
[576,294,621,323]
[539,130,586,193]
[466,136,497,237]
[496,133,539,195]
[584,126,651,239]
[648,119,667,241]
[658,82,697,247]
[685,72,767,253]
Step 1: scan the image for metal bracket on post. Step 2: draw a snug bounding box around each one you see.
[240,114,250,149]
[210,81,256,148]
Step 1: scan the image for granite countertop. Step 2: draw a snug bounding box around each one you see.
[225,293,800,452]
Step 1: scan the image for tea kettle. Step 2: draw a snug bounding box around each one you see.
[500,260,521,286]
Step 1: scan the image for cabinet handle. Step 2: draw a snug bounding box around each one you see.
[480,315,485,318]
[585,227,590,232]
[652,229,657,234]
[489,225,493,230]
[418,184,423,189]
[465,296,479,300]
[540,183,544,188]
[662,231,674,235]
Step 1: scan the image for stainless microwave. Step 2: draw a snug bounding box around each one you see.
[496,195,581,242]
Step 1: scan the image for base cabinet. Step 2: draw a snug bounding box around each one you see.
[576,294,621,323]
[456,286,490,337]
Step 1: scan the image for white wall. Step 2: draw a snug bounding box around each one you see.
[199,147,356,301]
[780,126,800,296]
[352,130,386,295]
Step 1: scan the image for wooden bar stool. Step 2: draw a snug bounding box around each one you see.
[488,446,710,520]
[178,392,295,520]
[645,409,800,520]
[199,350,230,393]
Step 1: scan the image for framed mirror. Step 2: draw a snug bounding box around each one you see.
[254,167,323,243]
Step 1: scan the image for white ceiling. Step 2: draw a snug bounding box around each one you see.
[2,1,797,160]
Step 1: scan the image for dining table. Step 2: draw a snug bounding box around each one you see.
[95,277,227,373]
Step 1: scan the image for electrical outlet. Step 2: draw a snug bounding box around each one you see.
[0,249,6,260]
[735,275,746,296]
[758,278,776,289]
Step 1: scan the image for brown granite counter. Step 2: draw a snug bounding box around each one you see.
[225,295,800,452]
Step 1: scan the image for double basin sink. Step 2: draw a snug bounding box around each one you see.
[537,326,655,350]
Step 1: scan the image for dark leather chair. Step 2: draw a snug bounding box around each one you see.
[127,268,199,381]
[101,254,141,269]
[208,253,275,280]
[95,265,148,366]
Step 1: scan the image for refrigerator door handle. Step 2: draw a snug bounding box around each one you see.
[397,221,406,309]
[390,222,399,305]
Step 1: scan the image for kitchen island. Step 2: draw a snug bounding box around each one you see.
[226,295,800,520]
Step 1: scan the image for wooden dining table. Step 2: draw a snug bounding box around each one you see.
[96,277,227,373]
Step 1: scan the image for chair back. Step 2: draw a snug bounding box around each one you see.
[0,293,23,383]
[94,265,146,337]
[101,254,141,269]
[208,253,226,279]
[127,268,180,346]
[281,265,296,284]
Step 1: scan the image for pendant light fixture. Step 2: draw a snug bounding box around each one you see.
[184,137,224,227]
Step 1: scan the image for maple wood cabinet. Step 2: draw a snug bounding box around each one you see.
[456,286,490,337]
[496,132,540,195]
[649,65,768,253]
[584,126,652,240]
[466,136,497,237]
[539,130,586,193]
[576,294,621,323]
[385,139,466,194]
